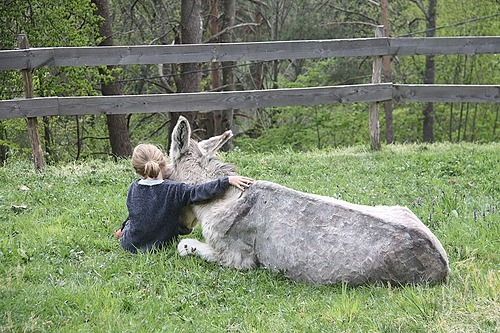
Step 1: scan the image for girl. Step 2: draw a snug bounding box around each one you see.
[118,143,254,253]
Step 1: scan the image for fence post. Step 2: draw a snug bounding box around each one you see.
[18,34,45,171]
[369,26,383,151]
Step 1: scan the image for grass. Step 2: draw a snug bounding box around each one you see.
[0,143,498,332]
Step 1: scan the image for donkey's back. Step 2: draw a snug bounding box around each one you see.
[208,180,450,285]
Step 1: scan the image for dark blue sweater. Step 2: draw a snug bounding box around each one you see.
[120,177,229,253]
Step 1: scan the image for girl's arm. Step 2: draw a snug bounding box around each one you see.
[181,176,254,205]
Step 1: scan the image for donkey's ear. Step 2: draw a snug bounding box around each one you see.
[170,116,191,161]
[199,130,233,155]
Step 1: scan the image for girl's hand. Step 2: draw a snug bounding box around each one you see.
[228,176,254,191]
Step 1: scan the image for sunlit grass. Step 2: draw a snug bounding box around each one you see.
[1,143,498,332]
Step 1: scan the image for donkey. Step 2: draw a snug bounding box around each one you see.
[168,116,450,285]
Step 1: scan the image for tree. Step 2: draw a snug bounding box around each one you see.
[208,0,222,136]
[219,0,236,149]
[91,0,132,157]
[0,0,104,162]
[381,0,394,144]
[419,0,438,142]
[106,0,181,147]
[168,0,202,148]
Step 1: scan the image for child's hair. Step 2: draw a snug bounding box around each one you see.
[131,144,167,179]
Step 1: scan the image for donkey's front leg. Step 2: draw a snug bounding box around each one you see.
[178,238,216,262]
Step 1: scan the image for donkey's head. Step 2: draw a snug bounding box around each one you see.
[168,116,237,185]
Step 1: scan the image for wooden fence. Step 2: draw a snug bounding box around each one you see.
[1,33,499,167]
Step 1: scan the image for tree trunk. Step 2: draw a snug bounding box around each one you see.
[422,0,437,143]
[178,0,202,94]
[206,0,221,137]
[221,0,236,93]
[43,116,52,159]
[369,27,383,151]
[381,0,394,144]
[92,0,132,157]
[220,0,236,150]
[253,5,264,90]
[169,0,202,147]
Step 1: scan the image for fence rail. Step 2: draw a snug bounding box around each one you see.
[0,84,498,120]
[1,37,500,70]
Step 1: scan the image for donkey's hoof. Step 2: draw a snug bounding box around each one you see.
[178,239,197,256]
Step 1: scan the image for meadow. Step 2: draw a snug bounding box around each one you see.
[0,143,498,332]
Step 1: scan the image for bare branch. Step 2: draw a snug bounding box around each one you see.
[409,0,426,16]
[247,0,271,9]
[204,23,260,43]
[327,4,377,24]
[157,64,174,93]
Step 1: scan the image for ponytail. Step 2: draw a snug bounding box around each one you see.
[144,160,161,179]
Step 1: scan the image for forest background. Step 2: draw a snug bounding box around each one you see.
[0,0,499,162]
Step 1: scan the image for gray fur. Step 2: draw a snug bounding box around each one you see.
[169,116,450,285]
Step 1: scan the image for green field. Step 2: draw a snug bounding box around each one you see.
[1,143,498,332]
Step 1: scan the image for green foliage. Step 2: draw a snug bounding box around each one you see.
[235,57,375,152]
[0,0,103,98]
[0,0,107,162]
[285,58,372,87]
[1,143,498,332]
[235,104,369,152]
[236,101,500,152]
[0,0,101,49]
